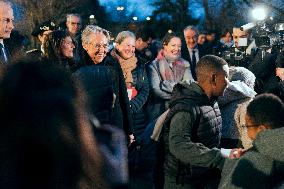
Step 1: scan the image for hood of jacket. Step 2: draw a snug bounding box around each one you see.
[253,127,284,162]
[218,81,256,107]
[169,81,214,108]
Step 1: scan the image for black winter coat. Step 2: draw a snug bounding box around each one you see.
[73,66,115,125]
[82,52,133,135]
[129,60,149,139]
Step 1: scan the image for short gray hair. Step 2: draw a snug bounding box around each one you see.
[81,25,110,44]
[0,0,12,9]
[183,25,199,35]
[115,31,135,44]
[66,14,81,22]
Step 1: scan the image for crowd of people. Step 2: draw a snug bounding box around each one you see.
[0,0,284,188]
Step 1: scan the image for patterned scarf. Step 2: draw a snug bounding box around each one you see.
[156,50,187,82]
[111,49,137,86]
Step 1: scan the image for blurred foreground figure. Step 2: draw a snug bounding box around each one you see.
[0,60,111,189]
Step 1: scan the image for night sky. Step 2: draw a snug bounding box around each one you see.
[98,0,205,22]
[98,0,284,25]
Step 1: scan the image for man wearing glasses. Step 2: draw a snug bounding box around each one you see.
[66,14,81,39]
[66,14,82,64]
[0,0,14,65]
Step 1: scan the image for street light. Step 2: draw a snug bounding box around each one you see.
[133,16,138,21]
[117,6,124,11]
[146,16,151,21]
[251,7,267,21]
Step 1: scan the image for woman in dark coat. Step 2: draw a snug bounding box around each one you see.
[43,30,80,72]
[111,30,150,189]
[81,25,133,140]
[111,30,149,140]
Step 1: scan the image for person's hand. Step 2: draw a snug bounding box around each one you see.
[229,148,246,159]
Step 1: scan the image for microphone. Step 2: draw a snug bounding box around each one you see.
[240,22,256,31]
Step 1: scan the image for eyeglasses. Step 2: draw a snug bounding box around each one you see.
[241,124,259,129]
[70,22,81,26]
[93,43,108,49]
[0,17,14,24]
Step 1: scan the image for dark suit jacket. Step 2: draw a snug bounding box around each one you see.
[0,42,11,65]
[181,43,208,80]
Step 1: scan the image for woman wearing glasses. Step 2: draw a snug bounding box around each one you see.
[81,25,133,143]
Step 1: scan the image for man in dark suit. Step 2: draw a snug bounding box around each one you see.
[182,25,208,80]
[0,0,14,65]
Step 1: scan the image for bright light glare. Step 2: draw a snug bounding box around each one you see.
[117,6,124,11]
[146,16,151,21]
[133,16,138,21]
[89,15,95,19]
[252,7,267,21]
[168,29,173,33]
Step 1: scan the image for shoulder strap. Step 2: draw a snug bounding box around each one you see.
[163,100,201,141]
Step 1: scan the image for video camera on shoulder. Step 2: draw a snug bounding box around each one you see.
[240,6,284,53]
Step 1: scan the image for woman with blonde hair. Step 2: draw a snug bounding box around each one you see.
[147,32,193,121]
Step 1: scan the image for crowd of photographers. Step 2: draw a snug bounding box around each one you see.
[0,0,284,188]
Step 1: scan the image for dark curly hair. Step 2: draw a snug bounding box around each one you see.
[43,30,71,60]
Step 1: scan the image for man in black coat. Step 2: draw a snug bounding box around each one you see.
[181,25,208,80]
[0,0,14,66]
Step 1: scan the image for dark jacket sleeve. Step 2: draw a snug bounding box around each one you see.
[114,60,134,135]
[130,65,149,113]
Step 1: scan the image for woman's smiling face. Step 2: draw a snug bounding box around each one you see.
[163,36,181,60]
[116,36,136,60]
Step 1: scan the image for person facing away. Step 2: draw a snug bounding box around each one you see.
[0,0,14,66]
[81,25,133,142]
[218,67,256,149]
[42,30,80,72]
[0,59,111,189]
[219,93,284,189]
[181,25,208,80]
[147,32,193,122]
[163,55,231,189]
